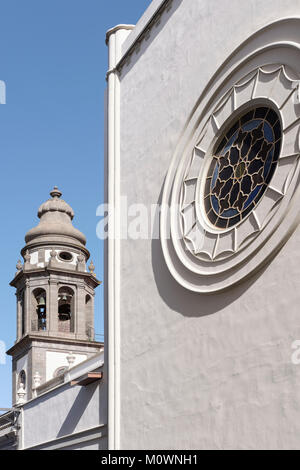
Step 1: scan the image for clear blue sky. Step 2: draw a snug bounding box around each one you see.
[0,0,151,408]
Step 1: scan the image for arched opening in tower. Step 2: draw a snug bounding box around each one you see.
[32,288,47,332]
[58,286,74,333]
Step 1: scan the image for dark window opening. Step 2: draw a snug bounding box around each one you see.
[58,287,74,333]
[32,289,47,332]
[58,251,73,262]
[58,303,71,321]
[37,295,47,331]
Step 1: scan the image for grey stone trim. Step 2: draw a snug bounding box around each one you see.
[10,265,100,288]
[7,334,103,356]
[35,374,65,395]
[24,424,107,450]
[20,241,90,262]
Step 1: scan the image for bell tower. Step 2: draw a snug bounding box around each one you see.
[7,187,102,404]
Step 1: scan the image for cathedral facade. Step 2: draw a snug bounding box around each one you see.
[2,0,300,451]
[105,0,300,450]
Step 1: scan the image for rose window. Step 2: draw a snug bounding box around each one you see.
[204,107,282,229]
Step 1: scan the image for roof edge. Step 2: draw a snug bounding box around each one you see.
[105,24,135,45]
[116,0,172,69]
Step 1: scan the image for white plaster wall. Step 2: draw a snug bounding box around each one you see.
[30,251,38,265]
[118,0,300,450]
[30,249,79,268]
[22,379,106,449]
[46,351,87,381]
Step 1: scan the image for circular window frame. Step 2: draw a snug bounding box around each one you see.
[197,102,283,235]
[53,366,68,378]
[58,251,74,263]
[160,35,300,294]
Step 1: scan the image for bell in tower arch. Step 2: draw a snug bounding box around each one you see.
[58,287,74,333]
[36,293,46,331]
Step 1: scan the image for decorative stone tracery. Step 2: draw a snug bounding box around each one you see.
[161,20,300,293]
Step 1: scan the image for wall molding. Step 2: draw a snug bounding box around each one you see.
[161,18,300,293]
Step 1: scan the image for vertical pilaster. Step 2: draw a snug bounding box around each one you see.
[89,294,95,333]
[106,24,134,451]
[24,279,30,335]
[16,292,22,341]
[76,283,86,340]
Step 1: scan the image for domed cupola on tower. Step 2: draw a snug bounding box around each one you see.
[25,186,86,249]
[7,188,103,405]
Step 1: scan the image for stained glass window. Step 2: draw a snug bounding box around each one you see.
[204,107,282,229]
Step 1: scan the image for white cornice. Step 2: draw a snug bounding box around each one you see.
[105,24,135,45]
[106,0,173,79]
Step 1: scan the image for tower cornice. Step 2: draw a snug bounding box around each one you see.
[6,334,103,357]
[10,267,101,288]
[20,240,90,260]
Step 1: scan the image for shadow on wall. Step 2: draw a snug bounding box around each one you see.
[57,383,99,438]
[148,17,300,319]
[151,187,273,319]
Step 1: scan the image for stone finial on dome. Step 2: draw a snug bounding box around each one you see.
[50,186,62,199]
[37,187,75,220]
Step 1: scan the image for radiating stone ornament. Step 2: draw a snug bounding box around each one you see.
[161,57,300,293]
